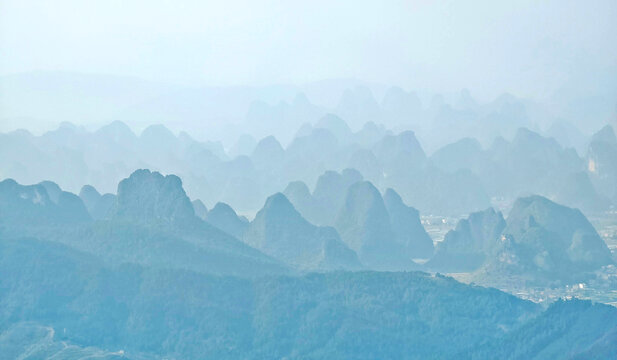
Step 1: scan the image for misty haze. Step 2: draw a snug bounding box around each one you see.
[1,1,617,359]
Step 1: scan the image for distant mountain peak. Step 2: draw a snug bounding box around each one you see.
[254,135,283,151]
[503,195,613,273]
[38,180,62,203]
[139,124,177,148]
[244,191,361,270]
[591,124,616,144]
[261,192,298,215]
[114,169,195,224]
[205,202,248,239]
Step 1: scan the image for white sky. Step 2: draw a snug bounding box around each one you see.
[1,0,616,100]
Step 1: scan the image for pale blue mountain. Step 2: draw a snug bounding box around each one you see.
[113,169,195,225]
[430,195,613,282]
[282,180,317,221]
[180,140,222,175]
[393,166,491,216]
[0,179,91,229]
[92,193,116,220]
[95,120,139,147]
[489,127,583,197]
[205,202,249,239]
[39,180,63,203]
[243,193,361,270]
[546,120,587,156]
[427,208,506,272]
[48,184,91,221]
[79,184,116,219]
[79,184,101,212]
[285,128,340,170]
[429,137,503,196]
[372,130,427,173]
[335,181,417,270]
[191,199,208,220]
[383,188,434,259]
[215,156,264,212]
[426,102,479,152]
[381,86,423,127]
[103,169,286,276]
[285,179,435,264]
[137,124,181,168]
[314,113,354,145]
[454,88,480,111]
[0,110,611,231]
[0,171,287,277]
[310,168,363,225]
[293,122,315,138]
[553,171,612,214]
[252,135,285,171]
[499,195,613,274]
[353,121,391,147]
[178,131,227,160]
[229,133,257,158]
[347,148,383,185]
[38,122,89,150]
[244,92,326,144]
[366,130,491,216]
[430,137,487,174]
[336,86,382,130]
[428,127,601,210]
[482,93,532,138]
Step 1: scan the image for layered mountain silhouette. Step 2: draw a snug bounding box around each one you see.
[243,193,361,270]
[113,169,195,224]
[79,184,116,219]
[334,181,418,270]
[4,115,612,218]
[205,202,249,239]
[428,126,613,214]
[191,198,208,220]
[0,179,91,229]
[0,170,287,277]
[429,195,614,284]
[492,195,614,280]
[383,188,434,259]
[427,208,506,272]
[3,71,617,358]
[284,173,434,264]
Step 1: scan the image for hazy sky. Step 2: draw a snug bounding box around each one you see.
[1,0,616,100]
